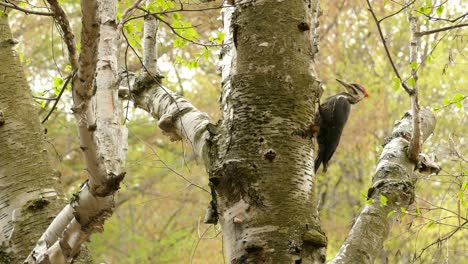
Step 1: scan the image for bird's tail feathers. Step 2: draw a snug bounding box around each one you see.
[314,157,322,174]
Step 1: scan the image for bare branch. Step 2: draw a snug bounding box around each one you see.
[413,221,468,262]
[379,0,416,23]
[366,0,413,94]
[416,22,468,36]
[0,1,54,16]
[116,0,144,34]
[407,9,421,162]
[418,11,467,23]
[45,0,79,70]
[72,0,99,99]
[41,70,76,124]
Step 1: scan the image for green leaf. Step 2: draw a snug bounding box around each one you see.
[426,54,432,63]
[216,32,226,44]
[410,62,418,70]
[436,5,444,17]
[453,93,464,102]
[365,199,373,205]
[173,37,186,48]
[427,221,436,228]
[408,77,415,87]
[462,181,468,190]
[188,60,199,69]
[172,12,181,20]
[52,77,64,95]
[458,190,464,200]
[387,210,396,218]
[419,6,432,15]
[380,195,388,207]
[399,207,407,219]
[416,206,421,216]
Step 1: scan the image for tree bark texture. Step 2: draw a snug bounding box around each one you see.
[0,14,64,263]
[214,1,324,263]
[27,0,127,262]
[128,1,324,263]
[329,108,436,264]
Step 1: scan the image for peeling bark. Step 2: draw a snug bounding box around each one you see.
[127,79,212,159]
[328,108,436,264]
[26,0,127,262]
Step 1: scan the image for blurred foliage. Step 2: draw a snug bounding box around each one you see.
[8,0,468,263]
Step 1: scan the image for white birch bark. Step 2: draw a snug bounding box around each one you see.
[26,0,127,262]
[141,0,159,81]
[0,14,65,263]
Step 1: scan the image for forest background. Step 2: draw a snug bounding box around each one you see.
[4,0,468,263]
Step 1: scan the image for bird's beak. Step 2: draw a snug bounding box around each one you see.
[336,79,353,90]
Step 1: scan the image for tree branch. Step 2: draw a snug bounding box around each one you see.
[379,0,416,23]
[407,9,421,162]
[122,75,212,159]
[41,70,76,124]
[416,22,468,36]
[0,1,54,16]
[366,0,413,94]
[27,0,127,262]
[141,0,159,81]
[328,108,436,264]
[46,0,79,70]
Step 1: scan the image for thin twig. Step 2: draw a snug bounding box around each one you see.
[379,0,416,23]
[0,1,54,16]
[366,0,413,94]
[116,0,145,34]
[153,14,222,47]
[418,11,467,23]
[33,96,59,101]
[416,23,468,36]
[46,0,78,70]
[41,70,76,124]
[412,221,468,262]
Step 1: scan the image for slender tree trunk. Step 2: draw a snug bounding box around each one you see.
[328,108,436,264]
[26,0,128,261]
[0,13,64,263]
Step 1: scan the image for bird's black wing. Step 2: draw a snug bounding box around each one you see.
[315,95,351,172]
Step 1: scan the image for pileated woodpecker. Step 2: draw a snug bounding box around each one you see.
[314,79,369,173]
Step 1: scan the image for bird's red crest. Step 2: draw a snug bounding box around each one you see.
[360,85,370,98]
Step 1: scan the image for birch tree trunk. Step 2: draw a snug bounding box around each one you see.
[0,13,65,263]
[127,0,325,263]
[214,1,323,262]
